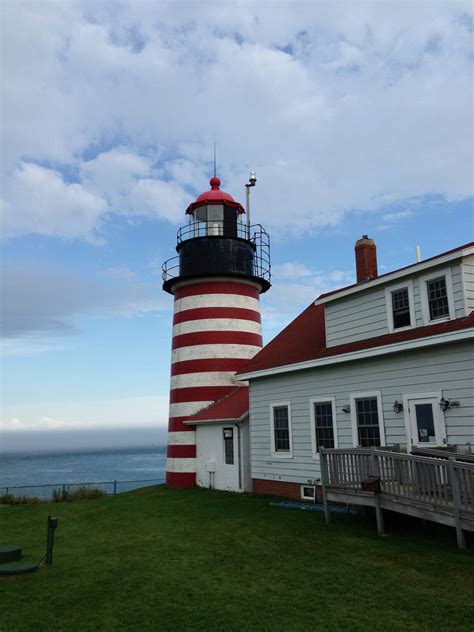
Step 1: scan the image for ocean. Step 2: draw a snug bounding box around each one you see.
[0,446,167,499]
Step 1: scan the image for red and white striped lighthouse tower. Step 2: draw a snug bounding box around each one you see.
[162,175,271,488]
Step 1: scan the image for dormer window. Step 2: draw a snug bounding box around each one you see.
[427,276,449,320]
[385,280,415,333]
[391,288,410,328]
[420,269,455,325]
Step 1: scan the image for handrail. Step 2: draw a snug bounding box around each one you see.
[319,447,473,549]
[411,446,474,463]
[162,221,271,284]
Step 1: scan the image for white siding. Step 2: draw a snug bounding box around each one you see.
[196,420,250,492]
[326,262,466,347]
[249,341,474,486]
[462,254,474,313]
[325,287,388,346]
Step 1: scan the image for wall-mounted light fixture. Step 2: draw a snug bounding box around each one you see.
[341,404,351,413]
[393,400,403,413]
[439,397,450,412]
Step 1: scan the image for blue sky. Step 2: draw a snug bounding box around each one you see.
[1,1,473,451]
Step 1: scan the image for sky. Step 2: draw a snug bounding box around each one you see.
[1,1,473,453]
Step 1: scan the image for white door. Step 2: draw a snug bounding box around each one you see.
[406,396,446,448]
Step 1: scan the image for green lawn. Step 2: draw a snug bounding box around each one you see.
[1,486,472,631]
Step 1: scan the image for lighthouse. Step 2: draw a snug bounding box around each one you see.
[162,175,271,489]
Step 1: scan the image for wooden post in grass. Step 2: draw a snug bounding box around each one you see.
[320,448,331,526]
[448,457,466,550]
[370,448,385,536]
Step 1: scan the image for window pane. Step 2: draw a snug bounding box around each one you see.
[414,404,435,443]
[356,398,380,447]
[223,428,234,464]
[314,402,334,450]
[207,205,224,221]
[391,288,411,328]
[194,206,207,222]
[427,277,449,320]
[273,406,290,452]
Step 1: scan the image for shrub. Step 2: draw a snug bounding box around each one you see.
[52,485,106,502]
[0,493,44,504]
[68,486,106,501]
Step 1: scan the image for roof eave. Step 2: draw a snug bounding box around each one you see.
[238,328,474,380]
[183,411,249,426]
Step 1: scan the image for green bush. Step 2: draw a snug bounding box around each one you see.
[52,485,106,502]
[0,493,44,504]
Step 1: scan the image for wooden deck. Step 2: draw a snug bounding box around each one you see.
[319,447,474,549]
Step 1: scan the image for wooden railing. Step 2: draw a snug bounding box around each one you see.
[319,447,474,549]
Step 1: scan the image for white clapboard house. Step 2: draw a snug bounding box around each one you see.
[236,238,474,501]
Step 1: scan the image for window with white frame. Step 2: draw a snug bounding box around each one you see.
[385,280,415,332]
[223,428,234,465]
[310,397,337,457]
[301,485,315,501]
[270,403,293,457]
[350,392,385,448]
[420,269,455,325]
[427,277,449,320]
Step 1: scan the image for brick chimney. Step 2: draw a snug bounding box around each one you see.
[355,235,378,283]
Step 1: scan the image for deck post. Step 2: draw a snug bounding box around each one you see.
[319,448,331,526]
[371,447,385,536]
[448,457,466,550]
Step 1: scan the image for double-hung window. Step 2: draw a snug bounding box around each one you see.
[270,403,293,457]
[310,397,337,457]
[420,269,455,324]
[385,281,415,332]
[427,277,449,320]
[350,392,385,448]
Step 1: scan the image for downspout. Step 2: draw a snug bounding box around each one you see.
[235,423,242,491]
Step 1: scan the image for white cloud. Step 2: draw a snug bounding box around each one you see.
[1,2,472,240]
[1,162,107,240]
[381,210,413,223]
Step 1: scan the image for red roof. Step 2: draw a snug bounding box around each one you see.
[184,386,249,424]
[318,242,474,301]
[185,177,245,215]
[237,305,474,375]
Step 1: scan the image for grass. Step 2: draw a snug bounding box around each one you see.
[1,486,472,631]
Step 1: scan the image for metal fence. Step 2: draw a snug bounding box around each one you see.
[1,477,165,500]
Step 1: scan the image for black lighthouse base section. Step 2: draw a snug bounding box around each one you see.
[163,236,271,294]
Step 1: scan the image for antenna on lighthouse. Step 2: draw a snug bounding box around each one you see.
[213,142,217,178]
[245,171,257,240]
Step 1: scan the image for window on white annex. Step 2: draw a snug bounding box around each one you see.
[350,392,386,448]
[385,280,415,333]
[309,397,338,458]
[223,428,234,465]
[420,269,455,325]
[270,403,293,458]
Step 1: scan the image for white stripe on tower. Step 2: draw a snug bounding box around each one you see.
[166,279,262,489]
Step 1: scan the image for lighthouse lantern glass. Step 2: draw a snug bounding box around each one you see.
[208,204,224,236]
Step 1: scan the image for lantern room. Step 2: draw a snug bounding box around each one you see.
[162,175,271,295]
[185,176,245,238]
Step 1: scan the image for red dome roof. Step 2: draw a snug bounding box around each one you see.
[186,177,245,215]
